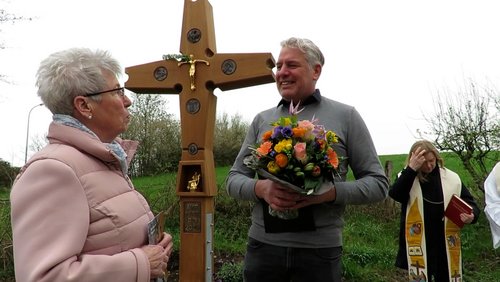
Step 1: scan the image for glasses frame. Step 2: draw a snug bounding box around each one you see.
[84,87,125,97]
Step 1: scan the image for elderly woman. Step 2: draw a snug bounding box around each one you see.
[10,48,173,281]
[389,140,480,282]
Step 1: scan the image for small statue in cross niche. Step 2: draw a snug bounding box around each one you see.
[187,171,201,192]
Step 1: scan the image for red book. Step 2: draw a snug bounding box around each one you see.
[445,194,473,228]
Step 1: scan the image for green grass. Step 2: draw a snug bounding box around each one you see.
[1,155,499,281]
[132,156,499,281]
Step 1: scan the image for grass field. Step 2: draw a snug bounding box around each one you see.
[129,153,499,281]
[1,153,499,281]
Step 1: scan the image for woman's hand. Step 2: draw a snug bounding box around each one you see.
[142,232,173,279]
[460,212,474,224]
[408,147,426,171]
[158,232,174,260]
[141,244,168,278]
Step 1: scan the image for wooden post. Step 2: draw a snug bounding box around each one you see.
[383,160,397,213]
[124,1,275,281]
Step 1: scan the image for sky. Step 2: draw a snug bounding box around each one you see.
[1,0,500,167]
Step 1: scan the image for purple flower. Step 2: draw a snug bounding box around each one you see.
[313,125,326,139]
[313,141,321,151]
[281,126,293,138]
[272,126,283,139]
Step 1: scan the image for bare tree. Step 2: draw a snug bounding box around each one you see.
[29,133,48,154]
[0,3,32,36]
[213,113,249,166]
[489,83,500,114]
[422,79,500,192]
[123,93,181,176]
[1,5,32,82]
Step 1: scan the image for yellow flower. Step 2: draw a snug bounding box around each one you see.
[282,117,292,126]
[274,139,292,153]
[326,130,338,143]
[267,161,280,174]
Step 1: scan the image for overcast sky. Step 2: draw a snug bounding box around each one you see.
[1,0,500,166]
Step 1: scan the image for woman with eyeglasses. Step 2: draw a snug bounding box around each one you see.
[10,48,173,281]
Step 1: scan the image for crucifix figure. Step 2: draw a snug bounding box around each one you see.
[178,54,210,90]
[124,1,275,281]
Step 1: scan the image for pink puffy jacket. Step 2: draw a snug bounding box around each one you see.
[11,122,155,281]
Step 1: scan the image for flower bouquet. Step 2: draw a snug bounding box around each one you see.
[244,102,342,219]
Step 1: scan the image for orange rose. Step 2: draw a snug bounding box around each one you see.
[292,127,306,138]
[275,153,289,168]
[262,130,273,141]
[256,141,272,156]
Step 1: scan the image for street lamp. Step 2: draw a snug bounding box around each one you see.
[25,103,44,163]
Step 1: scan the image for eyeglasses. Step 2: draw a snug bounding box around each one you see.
[84,87,125,97]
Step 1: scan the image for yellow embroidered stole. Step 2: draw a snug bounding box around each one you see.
[405,168,462,281]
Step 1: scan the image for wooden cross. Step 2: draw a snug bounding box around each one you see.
[124,0,275,281]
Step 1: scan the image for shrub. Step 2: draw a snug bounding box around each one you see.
[0,160,19,189]
[214,261,244,282]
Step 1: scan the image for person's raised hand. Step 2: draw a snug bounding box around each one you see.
[408,147,426,171]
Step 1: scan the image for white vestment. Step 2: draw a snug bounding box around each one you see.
[484,162,500,249]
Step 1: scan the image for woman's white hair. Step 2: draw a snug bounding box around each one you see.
[36,48,122,114]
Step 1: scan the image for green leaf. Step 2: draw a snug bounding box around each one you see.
[304,178,320,194]
[162,53,190,62]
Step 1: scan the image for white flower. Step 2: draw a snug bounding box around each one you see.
[289,100,305,115]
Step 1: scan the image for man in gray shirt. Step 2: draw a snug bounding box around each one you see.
[226,37,388,282]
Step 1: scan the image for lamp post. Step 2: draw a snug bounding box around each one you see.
[24,103,44,163]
